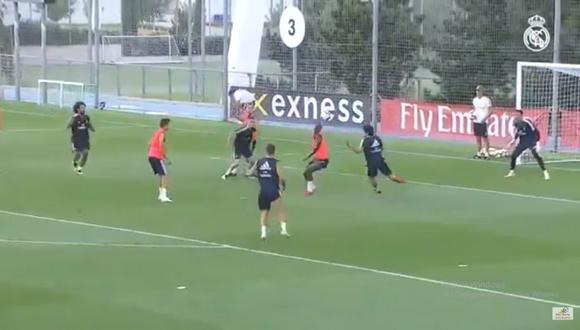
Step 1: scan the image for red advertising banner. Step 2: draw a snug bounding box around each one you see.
[560,110,580,149]
[380,99,550,147]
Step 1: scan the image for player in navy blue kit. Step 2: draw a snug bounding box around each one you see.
[251,143,289,240]
[347,125,404,194]
[67,101,95,175]
[222,121,256,180]
[505,110,550,180]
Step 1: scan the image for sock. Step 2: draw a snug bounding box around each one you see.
[159,188,167,198]
[261,225,267,237]
[510,156,517,170]
[306,181,315,192]
[281,222,287,234]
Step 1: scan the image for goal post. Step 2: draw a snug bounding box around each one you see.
[100,35,183,64]
[516,61,580,164]
[37,80,86,109]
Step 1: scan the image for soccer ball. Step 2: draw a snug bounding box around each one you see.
[320,108,334,121]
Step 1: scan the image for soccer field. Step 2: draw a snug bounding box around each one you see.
[1,102,580,330]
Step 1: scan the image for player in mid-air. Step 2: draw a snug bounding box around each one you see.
[251,143,289,240]
[470,85,493,159]
[67,101,95,175]
[347,124,405,194]
[504,110,550,180]
[222,119,256,179]
[232,88,259,153]
[148,118,172,202]
[302,123,329,196]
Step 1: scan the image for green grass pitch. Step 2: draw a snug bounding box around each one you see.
[1,101,579,330]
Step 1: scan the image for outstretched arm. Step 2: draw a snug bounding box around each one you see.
[277,166,287,191]
[346,140,363,154]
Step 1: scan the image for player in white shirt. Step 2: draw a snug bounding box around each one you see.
[470,85,492,159]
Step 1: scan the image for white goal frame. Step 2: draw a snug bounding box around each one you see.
[100,35,183,64]
[516,61,580,110]
[516,61,580,163]
[37,79,85,108]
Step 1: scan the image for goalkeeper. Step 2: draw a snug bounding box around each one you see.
[504,111,549,180]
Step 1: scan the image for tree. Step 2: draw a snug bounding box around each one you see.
[0,2,14,83]
[170,0,201,38]
[264,0,422,96]
[429,0,515,104]
[43,0,77,22]
[428,0,580,105]
[121,0,170,34]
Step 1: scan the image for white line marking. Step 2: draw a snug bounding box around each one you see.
[2,109,62,118]
[207,156,580,205]
[5,126,134,133]
[0,208,579,309]
[6,108,580,172]
[292,165,580,205]
[6,108,580,203]
[0,210,220,247]
[0,238,225,249]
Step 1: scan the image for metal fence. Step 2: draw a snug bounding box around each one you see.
[1,0,579,123]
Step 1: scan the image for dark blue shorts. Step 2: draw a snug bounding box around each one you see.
[148,157,167,176]
[258,190,281,211]
[234,143,253,160]
[72,141,90,152]
[473,123,488,137]
[367,160,392,177]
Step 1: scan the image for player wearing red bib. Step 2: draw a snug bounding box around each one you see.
[302,124,329,196]
[148,118,172,203]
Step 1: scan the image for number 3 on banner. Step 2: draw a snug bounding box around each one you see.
[280,6,305,48]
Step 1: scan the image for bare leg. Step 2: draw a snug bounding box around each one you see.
[79,150,89,167]
[244,157,256,176]
[273,198,289,237]
[369,176,380,194]
[482,136,490,157]
[260,210,269,239]
[73,151,82,168]
[223,159,240,179]
[158,175,171,201]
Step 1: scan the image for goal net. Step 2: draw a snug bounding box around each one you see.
[37,80,87,109]
[101,35,183,64]
[516,61,580,165]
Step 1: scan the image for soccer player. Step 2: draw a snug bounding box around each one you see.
[148,118,172,202]
[470,85,493,159]
[347,124,404,194]
[222,120,256,180]
[302,123,329,196]
[67,101,95,175]
[251,143,289,240]
[504,110,549,180]
[237,91,258,152]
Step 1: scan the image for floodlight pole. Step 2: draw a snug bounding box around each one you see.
[94,0,100,108]
[201,0,207,98]
[13,1,21,101]
[187,0,193,101]
[41,2,47,104]
[87,0,94,85]
[371,0,379,131]
[291,0,300,90]
[550,0,561,152]
[222,0,230,121]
